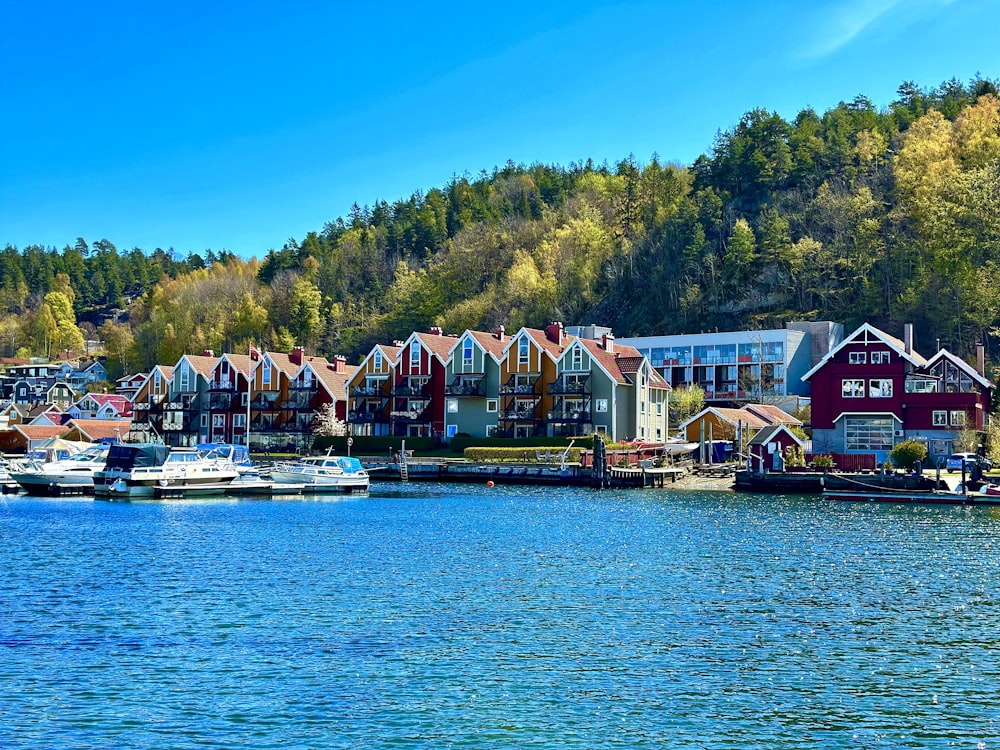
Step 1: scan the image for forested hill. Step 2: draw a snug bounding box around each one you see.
[3,76,1000,379]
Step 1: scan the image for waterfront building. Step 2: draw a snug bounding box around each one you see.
[160,354,216,447]
[498,324,568,438]
[128,365,172,443]
[802,323,993,465]
[442,328,507,439]
[206,353,253,446]
[391,328,459,439]
[347,344,401,437]
[551,333,671,441]
[616,322,842,407]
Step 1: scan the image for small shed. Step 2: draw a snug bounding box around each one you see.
[747,424,805,472]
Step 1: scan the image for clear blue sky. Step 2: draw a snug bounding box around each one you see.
[2,0,997,259]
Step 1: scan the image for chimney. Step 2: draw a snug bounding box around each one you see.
[290,346,304,365]
[977,343,985,377]
[429,326,443,336]
[202,350,214,357]
[904,323,913,355]
[333,355,347,374]
[602,332,615,354]
[495,325,505,342]
[546,321,564,345]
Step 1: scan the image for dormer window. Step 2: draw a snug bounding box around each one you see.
[410,342,421,369]
[571,347,583,371]
[518,337,530,366]
[374,350,383,371]
[463,339,474,366]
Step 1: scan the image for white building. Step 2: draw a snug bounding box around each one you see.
[615,322,843,407]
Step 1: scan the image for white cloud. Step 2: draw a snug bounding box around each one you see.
[798,0,957,60]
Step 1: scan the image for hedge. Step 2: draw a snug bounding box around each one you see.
[463,446,583,463]
[449,435,593,453]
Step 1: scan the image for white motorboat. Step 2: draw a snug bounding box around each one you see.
[94,443,240,499]
[0,458,21,493]
[270,452,369,493]
[10,443,110,495]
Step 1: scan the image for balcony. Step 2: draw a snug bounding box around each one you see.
[394,382,430,397]
[209,393,235,410]
[208,380,238,392]
[163,393,200,412]
[445,375,486,397]
[547,410,592,423]
[351,384,387,397]
[284,394,313,411]
[251,393,280,411]
[548,374,591,395]
[349,410,389,424]
[391,408,431,425]
[500,373,539,396]
[499,408,540,422]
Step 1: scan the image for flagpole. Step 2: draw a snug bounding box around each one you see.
[246,342,254,448]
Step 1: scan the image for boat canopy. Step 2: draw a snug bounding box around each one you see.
[337,456,364,473]
[198,443,252,465]
[104,443,170,471]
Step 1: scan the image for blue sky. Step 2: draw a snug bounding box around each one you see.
[2,0,997,259]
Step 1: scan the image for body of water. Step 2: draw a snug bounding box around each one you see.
[2,484,999,748]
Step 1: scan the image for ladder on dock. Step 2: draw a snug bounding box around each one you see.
[399,439,409,482]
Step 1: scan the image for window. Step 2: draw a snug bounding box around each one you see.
[571,347,583,371]
[446,398,459,414]
[212,414,225,428]
[656,401,663,416]
[845,417,894,451]
[200,414,209,428]
[486,425,498,437]
[518,338,530,366]
[234,414,246,428]
[486,399,498,413]
[410,342,421,369]
[262,365,271,386]
[595,399,608,413]
[179,365,190,391]
[849,352,867,365]
[374,350,383,371]
[933,411,948,426]
[842,379,865,398]
[951,411,966,427]
[871,351,890,365]
[463,339,474,366]
[447,424,458,438]
[869,379,892,398]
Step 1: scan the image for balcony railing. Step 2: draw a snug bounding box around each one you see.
[391,409,431,424]
[350,384,387,397]
[499,409,540,422]
[444,376,486,397]
[500,375,539,395]
[209,393,235,410]
[349,410,389,424]
[547,375,591,395]
[547,411,592,423]
[284,394,312,410]
[394,382,430,397]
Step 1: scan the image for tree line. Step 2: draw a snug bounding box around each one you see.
[3,75,999,382]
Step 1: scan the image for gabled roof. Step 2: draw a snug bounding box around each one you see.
[66,419,131,442]
[310,359,359,402]
[13,424,70,441]
[574,339,644,385]
[504,327,570,363]
[741,403,802,427]
[748,423,805,447]
[801,322,926,381]
[922,348,994,389]
[179,354,219,378]
[406,330,461,363]
[677,406,771,432]
[452,329,509,363]
[218,353,253,378]
[261,351,301,378]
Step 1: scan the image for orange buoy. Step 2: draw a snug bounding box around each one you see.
[486,480,495,488]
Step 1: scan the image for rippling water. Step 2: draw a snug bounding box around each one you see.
[2,484,1000,748]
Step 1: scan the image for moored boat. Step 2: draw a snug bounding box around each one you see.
[94,443,240,499]
[270,452,369,493]
[10,443,110,495]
